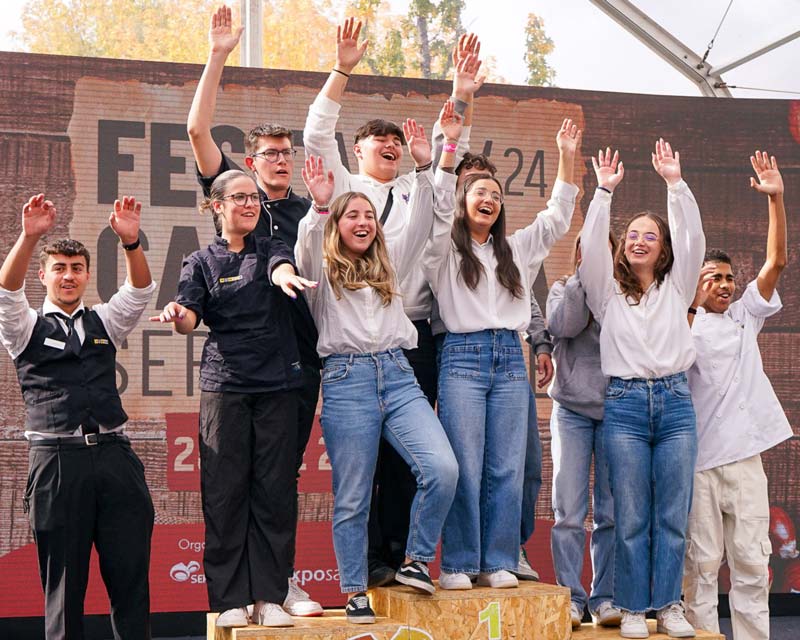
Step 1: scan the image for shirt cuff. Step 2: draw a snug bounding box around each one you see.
[0,282,27,297]
[435,169,457,191]
[552,179,580,202]
[121,279,158,296]
[667,179,689,194]
[311,94,342,116]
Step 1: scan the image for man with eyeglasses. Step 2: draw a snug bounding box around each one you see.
[186,6,322,618]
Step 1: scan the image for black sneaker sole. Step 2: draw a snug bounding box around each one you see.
[367,567,397,588]
[395,573,436,594]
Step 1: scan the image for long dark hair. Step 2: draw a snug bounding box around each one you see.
[452,173,523,298]
[614,211,674,304]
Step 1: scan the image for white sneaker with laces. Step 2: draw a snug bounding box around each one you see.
[593,600,623,627]
[284,577,323,616]
[438,572,473,590]
[570,601,583,629]
[656,603,695,638]
[512,546,540,581]
[215,607,249,627]
[620,611,649,638]
[476,569,518,589]
[254,602,294,627]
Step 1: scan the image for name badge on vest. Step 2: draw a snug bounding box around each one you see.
[43,337,66,350]
[219,275,243,284]
[93,338,109,345]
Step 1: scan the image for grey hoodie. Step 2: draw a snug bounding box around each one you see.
[546,273,606,421]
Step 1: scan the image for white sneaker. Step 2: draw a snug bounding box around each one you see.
[215,607,249,627]
[476,570,518,589]
[620,611,649,638]
[511,546,540,581]
[253,602,294,627]
[656,603,695,638]
[438,572,473,590]
[570,601,583,629]
[593,601,623,627]
[284,577,323,616]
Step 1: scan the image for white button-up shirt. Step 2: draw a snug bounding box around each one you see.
[688,280,792,472]
[423,179,578,333]
[303,94,470,320]
[295,169,455,357]
[579,181,705,379]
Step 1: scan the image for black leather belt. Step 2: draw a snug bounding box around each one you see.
[29,432,129,447]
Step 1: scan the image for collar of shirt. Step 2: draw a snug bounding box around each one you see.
[356,173,399,190]
[212,233,256,253]
[42,298,86,319]
[259,184,294,204]
[471,234,495,250]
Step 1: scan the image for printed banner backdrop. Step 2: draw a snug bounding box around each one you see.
[0,51,799,616]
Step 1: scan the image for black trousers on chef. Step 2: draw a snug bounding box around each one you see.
[199,389,298,611]
[25,436,154,640]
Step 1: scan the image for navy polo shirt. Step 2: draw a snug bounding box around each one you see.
[196,151,321,371]
[176,233,303,393]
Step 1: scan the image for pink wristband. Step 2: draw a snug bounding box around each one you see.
[444,142,457,154]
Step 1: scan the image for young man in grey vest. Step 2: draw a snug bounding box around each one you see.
[0,194,156,639]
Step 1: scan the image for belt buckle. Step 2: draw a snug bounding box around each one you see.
[84,433,99,446]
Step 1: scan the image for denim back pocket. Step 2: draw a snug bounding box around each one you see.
[322,361,350,384]
[605,378,627,399]
[444,345,481,379]
[503,346,528,381]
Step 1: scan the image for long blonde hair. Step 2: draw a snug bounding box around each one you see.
[324,192,397,306]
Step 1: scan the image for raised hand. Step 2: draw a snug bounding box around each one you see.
[209,5,243,55]
[453,52,484,99]
[438,100,463,144]
[336,17,368,74]
[556,118,582,157]
[301,155,335,206]
[109,196,142,245]
[651,138,682,186]
[149,301,189,324]
[692,263,716,309]
[750,150,783,196]
[591,147,625,193]
[22,194,56,238]
[453,32,480,68]
[402,119,431,168]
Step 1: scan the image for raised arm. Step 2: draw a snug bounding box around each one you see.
[109,196,151,289]
[547,274,591,339]
[749,151,787,301]
[578,147,624,320]
[652,139,705,305]
[187,6,243,176]
[509,119,581,280]
[295,155,335,285]
[319,17,368,105]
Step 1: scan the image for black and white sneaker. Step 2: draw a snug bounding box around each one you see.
[345,593,375,624]
[395,560,435,594]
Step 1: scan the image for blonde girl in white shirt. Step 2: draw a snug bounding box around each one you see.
[295,104,462,624]
[578,140,705,639]
[423,119,581,591]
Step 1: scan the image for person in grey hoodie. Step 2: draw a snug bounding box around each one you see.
[546,233,621,630]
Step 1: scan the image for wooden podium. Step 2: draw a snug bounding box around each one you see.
[207,581,725,639]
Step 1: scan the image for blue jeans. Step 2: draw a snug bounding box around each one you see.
[550,402,614,613]
[438,330,529,575]
[320,349,458,593]
[602,373,697,612]
[520,387,542,545]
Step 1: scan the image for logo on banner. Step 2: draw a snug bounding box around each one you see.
[170,560,202,583]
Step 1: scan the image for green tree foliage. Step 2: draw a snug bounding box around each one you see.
[403,0,465,79]
[524,13,556,86]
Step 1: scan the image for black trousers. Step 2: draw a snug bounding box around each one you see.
[367,319,438,568]
[25,437,154,640]
[289,368,321,575]
[199,389,298,611]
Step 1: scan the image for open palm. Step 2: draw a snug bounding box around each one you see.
[209,5,242,54]
[22,194,56,237]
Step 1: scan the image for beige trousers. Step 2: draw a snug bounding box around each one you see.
[683,454,771,640]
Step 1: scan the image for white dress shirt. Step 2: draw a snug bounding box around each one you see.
[295,168,455,357]
[689,280,792,472]
[579,181,706,379]
[423,179,578,334]
[0,280,157,437]
[303,94,470,319]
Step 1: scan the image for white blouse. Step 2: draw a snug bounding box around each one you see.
[423,180,578,334]
[295,168,455,357]
[578,181,706,379]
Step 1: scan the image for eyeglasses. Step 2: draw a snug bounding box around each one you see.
[627,231,659,242]
[470,187,504,205]
[221,192,260,206]
[250,149,297,163]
